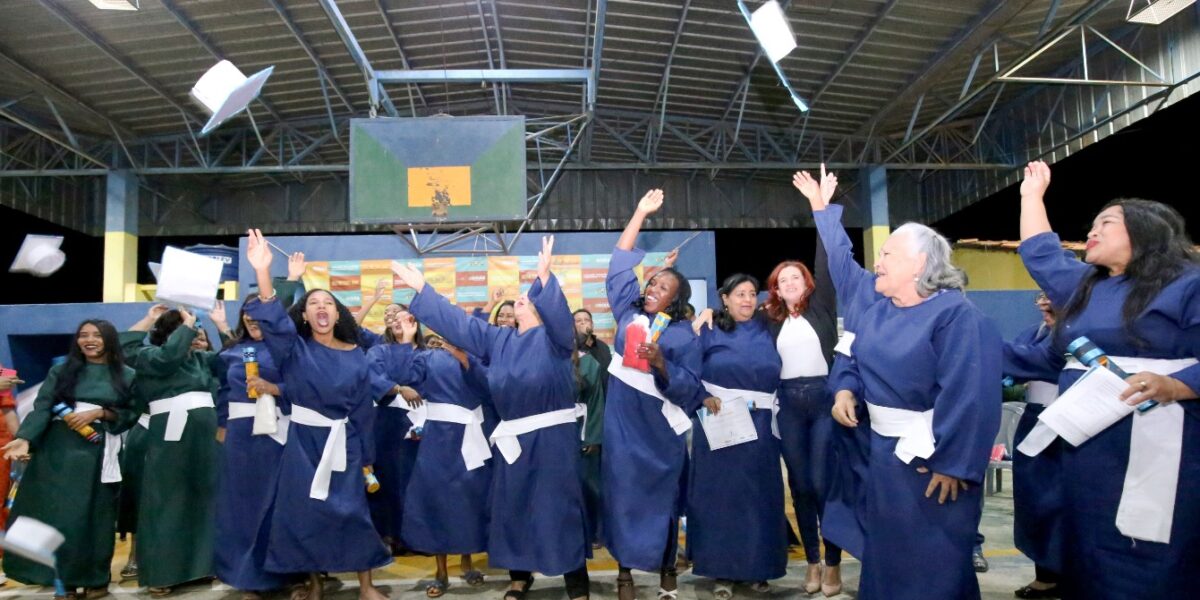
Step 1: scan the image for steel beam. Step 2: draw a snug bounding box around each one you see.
[266,0,355,112]
[0,106,108,168]
[316,0,398,117]
[372,0,428,113]
[0,47,135,138]
[377,68,592,85]
[587,0,607,108]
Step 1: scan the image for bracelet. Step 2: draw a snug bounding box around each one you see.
[259,292,277,302]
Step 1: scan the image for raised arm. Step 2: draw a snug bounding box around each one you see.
[797,167,880,318]
[129,310,199,377]
[529,236,575,356]
[1020,161,1052,241]
[617,189,663,251]
[356,278,387,326]
[395,262,500,360]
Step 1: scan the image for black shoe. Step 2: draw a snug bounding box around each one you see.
[1014,584,1061,599]
[972,551,989,573]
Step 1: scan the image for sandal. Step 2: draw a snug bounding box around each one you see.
[503,575,534,600]
[657,589,678,600]
[119,563,138,581]
[425,577,448,598]
[84,588,110,600]
[617,573,636,600]
[713,580,734,600]
[148,587,171,598]
[658,567,678,600]
[462,569,485,587]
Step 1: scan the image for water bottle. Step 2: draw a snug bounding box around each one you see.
[243,347,260,399]
[51,403,101,443]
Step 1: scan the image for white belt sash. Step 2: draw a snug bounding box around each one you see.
[489,407,578,464]
[424,402,490,470]
[227,402,290,446]
[1025,381,1059,406]
[575,403,588,442]
[57,402,123,484]
[289,405,348,501]
[702,381,780,439]
[385,397,427,439]
[608,353,691,435]
[1018,356,1195,544]
[137,414,150,430]
[866,402,935,463]
[148,391,215,442]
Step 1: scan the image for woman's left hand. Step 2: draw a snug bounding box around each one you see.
[919,467,968,504]
[64,408,104,430]
[1120,372,1197,405]
[246,375,282,397]
[636,342,666,372]
[537,235,555,284]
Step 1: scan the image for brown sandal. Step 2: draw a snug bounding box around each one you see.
[147,587,171,598]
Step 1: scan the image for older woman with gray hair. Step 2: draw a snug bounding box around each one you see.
[801,167,1002,600]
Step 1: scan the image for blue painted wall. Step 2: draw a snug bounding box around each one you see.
[967,289,1044,341]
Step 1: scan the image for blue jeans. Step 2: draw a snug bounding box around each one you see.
[778,377,842,566]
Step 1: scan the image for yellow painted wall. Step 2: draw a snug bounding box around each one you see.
[103,231,138,302]
[953,247,1040,290]
[863,225,890,271]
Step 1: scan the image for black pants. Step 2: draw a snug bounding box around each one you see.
[510,568,590,599]
[1034,565,1060,584]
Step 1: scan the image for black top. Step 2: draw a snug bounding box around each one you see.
[759,233,838,372]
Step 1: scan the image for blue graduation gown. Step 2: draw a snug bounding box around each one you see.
[362,346,420,549]
[843,290,1002,600]
[602,247,703,572]
[687,318,787,582]
[1019,232,1200,598]
[372,344,492,555]
[243,298,391,573]
[408,274,588,576]
[1003,323,1067,572]
[213,340,292,591]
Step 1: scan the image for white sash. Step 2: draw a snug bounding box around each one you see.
[702,381,780,439]
[575,402,588,442]
[58,402,123,484]
[608,353,691,435]
[137,414,150,430]
[489,407,578,464]
[289,405,348,501]
[833,330,856,357]
[148,391,215,442]
[227,401,290,446]
[1025,381,1059,406]
[424,402,491,471]
[385,397,427,439]
[1019,356,1194,544]
[866,401,935,463]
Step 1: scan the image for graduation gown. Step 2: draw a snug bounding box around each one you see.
[243,297,391,574]
[213,340,291,591]
[122,327,221,588]
[3,363,138,588]
[408,274,588,576]
[602,247,703,572]
[371,344,492,555]
[365,390,420,549]
[1003,323,1067,573]
[1019,231,1200,598]
[687,318,788,582]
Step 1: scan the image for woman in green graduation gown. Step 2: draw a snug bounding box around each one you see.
[120,305,221,596]
[2,319,138,600]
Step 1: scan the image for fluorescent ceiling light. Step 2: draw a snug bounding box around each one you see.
[1127,0,1196,24]
[747,0,797,64]
[88,0,139,10]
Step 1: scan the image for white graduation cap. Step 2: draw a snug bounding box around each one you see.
[148,262,162,281]
[189,60,274,136]
[0,517,65,567]
[8,234,66,277]
[155,246,222,311]
[746,0,797,64]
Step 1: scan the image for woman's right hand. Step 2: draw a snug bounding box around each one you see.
[397,386,423,408]
[793,163,838,211]
[179,307,197,329]
[636,189,664,215]
[399,314,419,344]
[2,438,30,462]
[146,303,169,321]
[692,308,715,334]
[832,390,859,427]
[246,229,273,272]
[1020,160,1051,200]
[702,396,722,415]
[391,262,426,293]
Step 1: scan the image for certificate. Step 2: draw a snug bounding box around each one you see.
[698,398,758,450]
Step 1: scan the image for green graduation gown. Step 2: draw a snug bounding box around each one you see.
[121,326,220,588]
[3,362,138,588]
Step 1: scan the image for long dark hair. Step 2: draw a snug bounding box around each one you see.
[1057,199,1199,346]
[714,273,760,332]
[633,267,692,322]
[53,320,132,408]
[148,310,185,346]
[382,303,426,349]
[287,289,360,345]
[232,293,260,342]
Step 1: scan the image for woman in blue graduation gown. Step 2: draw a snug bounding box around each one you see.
[1016,161,1200,599]
[1002,293,1067,599]
[243,230,391,600]
[366,303,423,555]
[687,274,787,599]
[211,297,293,596]
[393,235,591,600]
[810,181,1002,599]
[371,317,491,596]
[602,190,702,600]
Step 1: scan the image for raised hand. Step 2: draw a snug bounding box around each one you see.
[664,248,679,269]
[492,288,505,302]
[391,261,426,293]
[1020,160,1051,200]
[691,308,714,335]
[373,277,388,301]
[210,300,228,330]
[179,307,197,329]
[287,252,307,281]
[819,163,838,205]
[146,303,170,320]
[399,313,420,344]
[247,229,273,272]
[793,168,827,211]
[636,189,664,215]
[537,235,555,284]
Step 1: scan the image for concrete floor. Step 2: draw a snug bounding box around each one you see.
[0,489,1033,599]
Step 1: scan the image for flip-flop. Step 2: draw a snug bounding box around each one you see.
[425,578,448,598]
[462,570,485,587]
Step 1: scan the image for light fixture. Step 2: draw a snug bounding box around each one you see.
[736,0,809,112]
[189,60,274,136]
[87,0,139,10]
[1127,0,1196,24]
[743,0,797,64]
